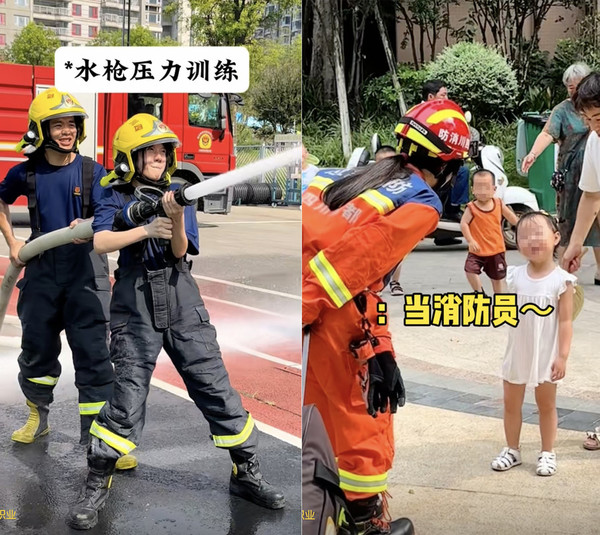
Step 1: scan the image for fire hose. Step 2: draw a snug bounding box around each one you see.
[0,147,301,332]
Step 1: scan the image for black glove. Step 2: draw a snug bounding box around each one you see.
[366,352,406,417]
[364,356,385,418]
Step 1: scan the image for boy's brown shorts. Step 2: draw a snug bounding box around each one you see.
[464,252,507,280]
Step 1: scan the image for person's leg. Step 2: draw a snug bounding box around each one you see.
[534,382,558,476]
[63,246,113,445]
[389,263,403,296]
[593,247,600,282]
[486,253,507,294]
[67,319,162,529]
[466,272,484,292]
[67,269,163,530]
[305,297,413,534]
[165,267,284,509]
[535,382,558,453]
[13,255,64,443]
[490,278,507,293]
[465,253,484,292]
[492,381,526,471]
[503,381,526,450]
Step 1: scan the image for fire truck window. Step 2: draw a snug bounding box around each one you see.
[127,94,163,120]
[188,94,220,129]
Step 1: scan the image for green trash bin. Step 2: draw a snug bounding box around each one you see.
[521,112,557,213]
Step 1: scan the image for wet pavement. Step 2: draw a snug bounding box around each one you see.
[0,205,301,534]
[0,386,299,535]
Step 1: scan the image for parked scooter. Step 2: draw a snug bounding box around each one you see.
[347,129,539,249]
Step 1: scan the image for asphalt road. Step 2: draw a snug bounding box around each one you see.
[0,205,301,535]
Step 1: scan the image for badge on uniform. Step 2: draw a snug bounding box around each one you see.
[74,186,81,196]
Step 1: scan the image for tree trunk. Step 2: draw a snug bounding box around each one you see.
[309,0,336,99]
[332,0,352,159]
[373,0,407,115]
[397,3,419,68]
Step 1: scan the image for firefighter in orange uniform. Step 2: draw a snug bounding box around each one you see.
[302,100,472,535]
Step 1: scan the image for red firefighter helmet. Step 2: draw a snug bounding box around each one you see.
[394,100,470,162]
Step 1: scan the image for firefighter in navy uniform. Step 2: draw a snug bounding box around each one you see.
[0,87,136,471]
[66,114,285,531]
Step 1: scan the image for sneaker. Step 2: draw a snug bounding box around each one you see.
[491,447,522,471]
[389,281,404,296]
[536,451,557,476]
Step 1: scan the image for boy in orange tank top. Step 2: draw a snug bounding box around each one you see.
[460,169,520,293]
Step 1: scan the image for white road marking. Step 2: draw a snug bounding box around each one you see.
[201,295,295,319]
[223,341,301,370]
[192,275,300,300]
[199,220,300,225]
[150,377,301,448]
[5,246,301,302]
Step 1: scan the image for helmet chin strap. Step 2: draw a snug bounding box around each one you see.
[432,159,463,191]
[44,141,78,154]
[134,174,169,189]
[41,120,83,154]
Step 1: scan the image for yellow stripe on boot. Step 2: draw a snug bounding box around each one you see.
[11,400,50,444]
[115,454,138,471]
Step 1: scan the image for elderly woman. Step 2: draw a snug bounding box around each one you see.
[522,63,600,282]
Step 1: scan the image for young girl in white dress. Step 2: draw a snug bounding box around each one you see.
[491,212,575,476]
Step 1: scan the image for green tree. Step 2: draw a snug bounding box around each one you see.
[6,23,60,66]
[166,0,299,46]
[91,26,178,46]
[247,38,301,133]
[395,0,458,68]
[464,0,576,84]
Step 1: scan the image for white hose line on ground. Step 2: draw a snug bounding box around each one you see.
[0,148,301,333]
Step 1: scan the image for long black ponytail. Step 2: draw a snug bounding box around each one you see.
[322,149,456,211]
[322,155,411,211]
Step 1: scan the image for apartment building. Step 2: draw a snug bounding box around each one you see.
[1,0,161,47]
[161,0,190,45]
[0,0,31,48]
[100,0,140,43]
[254,2,301,45]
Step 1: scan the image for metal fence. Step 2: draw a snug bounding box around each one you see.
[234,142,301,205]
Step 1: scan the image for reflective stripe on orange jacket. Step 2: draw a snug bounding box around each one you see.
[302,167,441,500]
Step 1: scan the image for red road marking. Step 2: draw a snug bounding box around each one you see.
[1,258,300,437]
[155,351,301,437]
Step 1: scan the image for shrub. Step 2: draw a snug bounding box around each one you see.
[303,117,396,168]
[427,42,518,121]
[362,65,428,122]
[477,119,527,189]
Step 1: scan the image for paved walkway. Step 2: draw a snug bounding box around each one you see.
[383,240,600,534]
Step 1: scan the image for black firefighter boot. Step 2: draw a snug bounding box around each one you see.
[229,452,286,509]
[66,457,115,530]
[344,494,414,535]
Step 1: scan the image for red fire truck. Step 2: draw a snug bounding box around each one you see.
[0,62,237,213]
